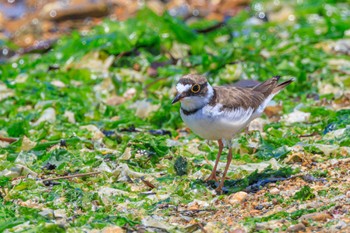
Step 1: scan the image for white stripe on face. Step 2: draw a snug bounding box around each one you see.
[176,83,191,93]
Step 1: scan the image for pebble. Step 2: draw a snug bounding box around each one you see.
[187,200,209,210]
[272,198,279,205]
[287,223,306,232]
[299,212,332,222]
[102,226,125,233]
[228,191,248,205]
[203,222,218,232]
[230,228,246,233]
[346,191,350,198]
[331,220,347,230]
[270,187,280,195]
[39,208,54,218]
[54,209,66,217]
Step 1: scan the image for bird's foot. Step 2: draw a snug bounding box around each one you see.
[215,185,224,194]
[205,173,218,182]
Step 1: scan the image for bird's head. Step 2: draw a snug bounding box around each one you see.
[172,74,214,111]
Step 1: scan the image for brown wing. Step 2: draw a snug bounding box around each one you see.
[210,76,293,111]
[210,86,266,110]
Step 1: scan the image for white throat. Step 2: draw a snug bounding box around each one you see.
[180,83,214,111]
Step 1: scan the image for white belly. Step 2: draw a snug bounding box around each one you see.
[180,105,255,140]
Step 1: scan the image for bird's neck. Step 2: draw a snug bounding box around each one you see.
[181,84,214,112]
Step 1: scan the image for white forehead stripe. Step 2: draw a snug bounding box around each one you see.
[176,83,191,93]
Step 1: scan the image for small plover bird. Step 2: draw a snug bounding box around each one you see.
[172,74,293,193]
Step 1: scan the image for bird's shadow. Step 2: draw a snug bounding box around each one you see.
[201,166,294,194]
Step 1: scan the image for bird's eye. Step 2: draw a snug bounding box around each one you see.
[191,84,200,93]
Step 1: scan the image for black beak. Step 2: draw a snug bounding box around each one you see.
[172,93,183,104]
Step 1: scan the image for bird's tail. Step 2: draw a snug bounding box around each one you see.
[252,76,293,97]
[272,78,294,94]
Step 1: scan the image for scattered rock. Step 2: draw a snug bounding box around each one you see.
[113,163,160,182]
[318,83,343,97]
[54,209,67,219]
[80,125,105,140]
[71,52,115,73]
[4,221,31,232]
[228,191,248,205]
[41,2,110,21]
[0,164,37,178]
[272,198,279,205]
[316,144,339,156]
[269,5,295,22]
[15,151,37,165]
[39,208,54,218]
[166,139,181,147]
[102,226,125,233]
[169,42,190,59]
[270,188,280,195]
[34,100,54,110]
[330,39,350,55]
[346,191,350,198]
[299,212,332,222]
[187,200,209,210]
[284,151,312,165]
[331,220,348,231]
[120,147,132,160]
[105,95,125,106]
[97,161,113,173]
[264,104,283,118]
[231,228,246,233]
[0,140,9,148]
[123,88,137,99]
[20,136,36,151]
[282,109,310,124]
[203,221,221,232]
[324,128,347,139]
[98,187,130,205]
[51,80,66,88]
[0,83,15,101]
[287,223,306,232]
[129,99,159,118]
[17,199,43,209]
[248,118,269,132]
[64,111,76,124]
[141,215,172,231]
[32,107,56,126]
[255,220,287,231]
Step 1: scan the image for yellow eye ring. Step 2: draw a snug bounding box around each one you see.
[191,84,201,93]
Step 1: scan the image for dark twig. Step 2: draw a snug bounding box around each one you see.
[0,136,18,143]
[331,69,350,75]
[139,192,157,196]
[143,77,168,91]
[18,39,57,54]
[299,132,320,138]
[178,208,217,216]
[141,177,156,189]
[41,171,100,182]
[196,22,226,33]
[116,50,133,60]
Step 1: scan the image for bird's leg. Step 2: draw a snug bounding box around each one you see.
[216,146,233,193]
[206,139,223,182]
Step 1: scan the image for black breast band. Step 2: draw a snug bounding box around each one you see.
[181,107,201,115]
